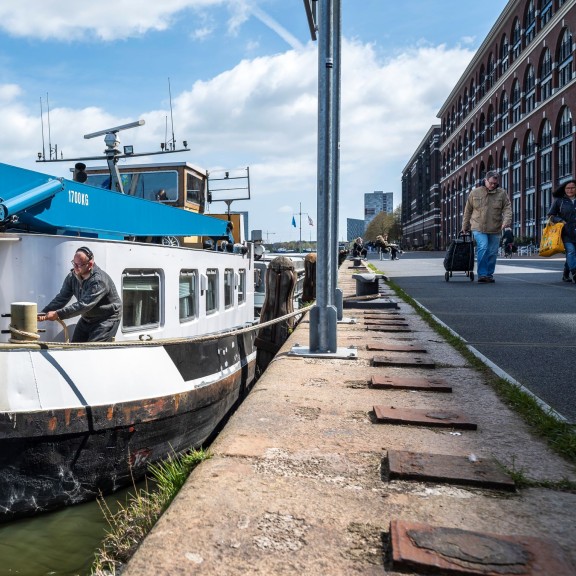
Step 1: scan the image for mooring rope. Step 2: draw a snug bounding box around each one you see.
[1,305,313,350]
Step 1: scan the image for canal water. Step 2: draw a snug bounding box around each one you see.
[0,486,134,576]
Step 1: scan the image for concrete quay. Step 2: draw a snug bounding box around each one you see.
[124,258,576,576]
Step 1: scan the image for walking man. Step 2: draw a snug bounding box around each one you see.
[462,171,512,283]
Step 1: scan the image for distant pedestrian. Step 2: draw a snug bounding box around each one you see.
[462,171,512,283]
[548,179,576,282]
[352,237,367,258]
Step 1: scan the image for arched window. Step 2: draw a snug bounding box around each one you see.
[539,48,553,101]
[539,119,552,185]
[525,1,536,45]
[487,105,495,142]
[558,28,573,89]
[558,107,573,178]
[463,129,469,161]
[463,88,469,115]
[511,79,521,123]
[478,65,486,99]
[512,18,522,60]
[511,141,521,196]
[524,131,536,189]
[469,124,476,155]
[479,113,486,148]
[540,0,553,28]
[500,148,509,170]
[524,65,536,113]
[500,34,509,73]
[470,79,476,108]
[500,91,509,132]
[487,54,496,88]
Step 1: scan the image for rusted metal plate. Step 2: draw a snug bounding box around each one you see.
[367,342,428,353]
[343,298,399,310]
[373,406,477,429]
[371,375,452,392]
[372,354,435,368]
[387,450,516,491]
[390,519,575,575]
[364,319,409,326]
[366,325,411,332]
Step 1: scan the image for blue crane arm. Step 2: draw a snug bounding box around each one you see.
[0,163,231,240]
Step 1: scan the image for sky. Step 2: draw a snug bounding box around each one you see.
[0,0,509,243]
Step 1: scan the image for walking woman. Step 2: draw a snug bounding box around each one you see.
[548,179,576,282]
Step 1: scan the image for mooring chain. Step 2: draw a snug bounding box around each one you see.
[3,305,313,349]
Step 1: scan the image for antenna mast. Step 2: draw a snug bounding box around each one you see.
[39,97,46,161]
[168,77,176,151]
[46,93,53,160]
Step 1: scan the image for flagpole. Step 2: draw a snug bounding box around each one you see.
[299,202,302,252]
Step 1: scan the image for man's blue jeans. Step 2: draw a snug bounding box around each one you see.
[472,231,500,278]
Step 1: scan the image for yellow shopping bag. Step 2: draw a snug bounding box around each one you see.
[539,219,565,257]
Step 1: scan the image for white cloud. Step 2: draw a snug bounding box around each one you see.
[0,39,474,239]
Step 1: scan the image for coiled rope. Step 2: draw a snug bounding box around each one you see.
[2,305,312,350]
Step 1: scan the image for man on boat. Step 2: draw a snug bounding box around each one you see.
[38,246,122,342]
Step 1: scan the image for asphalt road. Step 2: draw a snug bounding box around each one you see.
[369,250,576,423]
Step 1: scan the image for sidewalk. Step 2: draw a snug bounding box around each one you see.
[123,258,576,575]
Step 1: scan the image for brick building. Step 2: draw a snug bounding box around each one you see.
[405,0,575,249]
[401,126,442,249]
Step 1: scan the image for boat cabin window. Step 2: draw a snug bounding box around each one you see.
[87,170,178,202]
[122,270,161,331]
[186,173,206,210]
[238,269,246,304]
[206,268,218,315]
[179,270,198,322]
[224,268,234,309]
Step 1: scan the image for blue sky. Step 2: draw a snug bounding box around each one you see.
[0,0,508,242]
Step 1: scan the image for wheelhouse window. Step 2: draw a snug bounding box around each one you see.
[122,270,161,331]
[206,268,218,315]
[224,268,234,309]
[87,170,178,202]
[238,269,246,304]
[186,173,206,210]
[179,270,198,322]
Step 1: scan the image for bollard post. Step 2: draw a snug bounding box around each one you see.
[9,302,39,342]
[255,257,297,374]
[302,253,317,303]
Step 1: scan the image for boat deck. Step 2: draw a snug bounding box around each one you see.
[123,257,576,576]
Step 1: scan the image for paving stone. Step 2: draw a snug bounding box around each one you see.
[373,406,477,429]
[370,375,452,392]
[390,519,575,575]
[367,342,428,353]
[387,450,516,491]
[372,354,435,368]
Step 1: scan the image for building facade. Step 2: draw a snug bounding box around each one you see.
[364,191,394,229]
[401,126,442,249]
[403,0,576,249]
[346,217,365,242]
[438,0,575,248]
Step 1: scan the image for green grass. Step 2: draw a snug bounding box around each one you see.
[376,271,576,465]
[91,449,209,575]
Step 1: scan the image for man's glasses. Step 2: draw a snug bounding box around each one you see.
[71,261,89,269]
[486,180,499,186]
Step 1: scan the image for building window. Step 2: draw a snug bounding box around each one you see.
[540,0,553,28]
[478,66,486,99]
[487,54,496,88]
[558,108,574,178]
[206,268,218,315]
[487,106,495,142]
[525,1,536,45]
[558,29,573,89]
[539,48,553,102]
[122,270,161,331]
[500,91,509,132]
[511,80,521,124]
[525,65,536,113]
[500,34,509,74]
[512,18,522,60]
[224,268,234,308]
[179,270,198,322]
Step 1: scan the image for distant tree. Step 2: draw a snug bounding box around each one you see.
[365,211,395,242]
[389,204,403,241]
